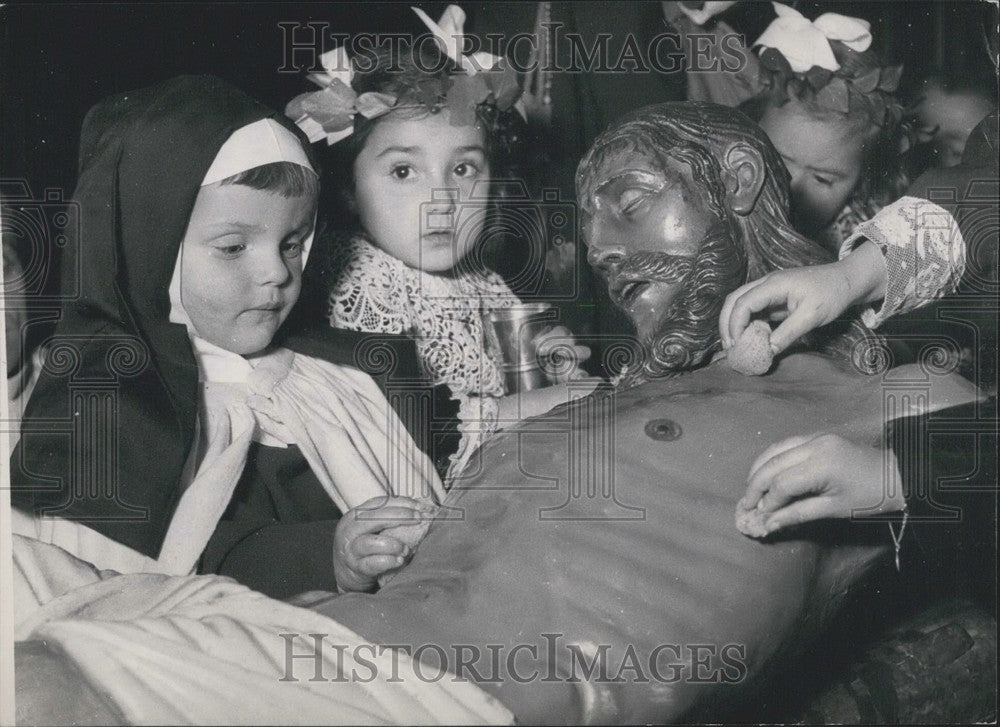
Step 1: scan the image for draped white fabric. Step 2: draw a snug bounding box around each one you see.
[13,535,513,726]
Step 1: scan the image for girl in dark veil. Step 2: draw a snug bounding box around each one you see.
[11,75,459,598]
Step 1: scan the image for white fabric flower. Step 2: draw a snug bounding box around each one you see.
[755,2,872,73]
[411,4,503,75]
[316,46,353,88]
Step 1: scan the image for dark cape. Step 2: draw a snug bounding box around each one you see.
[10,75,459,561]
[888,110,998,611]
[889,110,999,392]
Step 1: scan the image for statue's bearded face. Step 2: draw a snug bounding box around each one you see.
[581,147,727,347]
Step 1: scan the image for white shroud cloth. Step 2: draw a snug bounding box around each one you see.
[13,535,513,725]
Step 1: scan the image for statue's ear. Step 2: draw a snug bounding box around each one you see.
[722,142,766,216]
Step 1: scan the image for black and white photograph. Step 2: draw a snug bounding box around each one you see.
[1,1,997,724]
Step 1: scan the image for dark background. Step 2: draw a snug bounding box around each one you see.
[2,1,996,203]
[2,6,996,717]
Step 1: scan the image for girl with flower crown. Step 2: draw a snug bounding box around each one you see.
[287,6,596,483]
[670,2,989,388]
[666,1,911,254]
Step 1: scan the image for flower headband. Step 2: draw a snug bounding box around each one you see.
[754,2,903,124]
[286,4,522,145]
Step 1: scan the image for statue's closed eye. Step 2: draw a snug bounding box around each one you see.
[619,187,651,215]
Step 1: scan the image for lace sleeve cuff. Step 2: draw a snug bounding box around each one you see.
[443,394,501,486]
[838,196,966,329]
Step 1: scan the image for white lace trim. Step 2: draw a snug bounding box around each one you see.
[327,233,521,398]
[839,196,966,329]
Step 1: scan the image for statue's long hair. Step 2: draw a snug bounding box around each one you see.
[577,102,876,378]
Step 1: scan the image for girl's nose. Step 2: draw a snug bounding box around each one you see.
[258,249,292,286]
[426,186,458,213]
[423,187,458,234]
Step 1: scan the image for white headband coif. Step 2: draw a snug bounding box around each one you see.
[201,118,315,186]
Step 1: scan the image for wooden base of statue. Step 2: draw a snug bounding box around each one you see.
[793,598,996,724]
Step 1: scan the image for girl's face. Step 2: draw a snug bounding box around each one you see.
[915,81,994,168]
[757,98,865,235]
[352,109,490,272]
[179,183,314,355]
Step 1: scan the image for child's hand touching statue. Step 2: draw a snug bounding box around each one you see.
[333,496,436,593]
[735,432,905,537]
[718,240,887,356]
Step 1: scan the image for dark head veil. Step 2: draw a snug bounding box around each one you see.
[10,76,318,556]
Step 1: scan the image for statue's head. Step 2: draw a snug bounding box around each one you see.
[577,102,841,380]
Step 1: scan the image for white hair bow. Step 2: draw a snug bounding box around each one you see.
[755,2,872,73]
[411,4,503,74]
[286,45,397,145]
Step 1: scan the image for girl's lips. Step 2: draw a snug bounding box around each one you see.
[422,231,455,248]
[246,303,282,314]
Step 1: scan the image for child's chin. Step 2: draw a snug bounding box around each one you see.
[417,254,470,275]
[219,330,279,356]
[235,340,277,356]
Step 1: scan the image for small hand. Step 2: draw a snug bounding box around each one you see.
[532,325,591,383]
[738,432,905,536]
[718,241,887,355]
[333,495,435,593]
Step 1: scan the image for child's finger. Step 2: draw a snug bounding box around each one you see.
[355,495,432,512]
[354,552,409,577]
[768,306,824,354]
[763,496,837,533]
[719,277,766,348]
[350,533,408,560]
[746,434,814,485]
[742,436,815,509]
[757,459,828,514]
[724,278,788,349]
[348,506,434,533]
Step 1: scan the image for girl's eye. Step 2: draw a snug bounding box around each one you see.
[391,164,414,180]
[281,240,305,259]
[619,188,650,214]
[454,161,480,178]
[813,175,834,188]
[211,241,247,258]
[916,124,940,143]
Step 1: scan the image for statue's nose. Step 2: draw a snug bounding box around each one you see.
[587,242,627,271]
